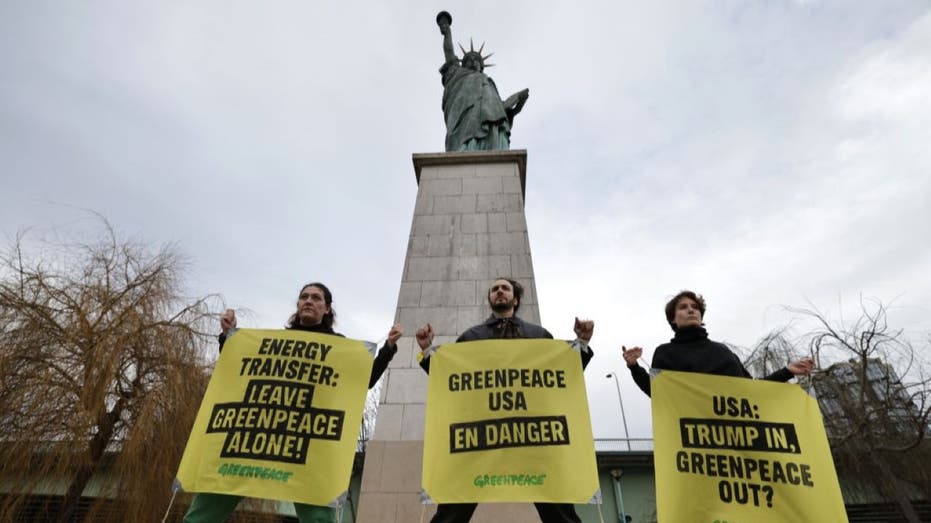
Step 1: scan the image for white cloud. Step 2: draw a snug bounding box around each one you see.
[1,0,929,441]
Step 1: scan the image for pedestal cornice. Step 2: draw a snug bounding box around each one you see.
[412,150,527,200]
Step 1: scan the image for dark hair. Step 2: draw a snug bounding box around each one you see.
[664,290,706,331]
[288,282,336,329]
[488,277,524,314]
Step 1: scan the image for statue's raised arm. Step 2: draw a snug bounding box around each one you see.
[437,11,457,66]
[434,11,529,152]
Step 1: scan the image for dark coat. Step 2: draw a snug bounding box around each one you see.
[629,326,792,396]
[420,314,594,373]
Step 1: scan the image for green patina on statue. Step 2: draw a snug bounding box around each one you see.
[436,11,530,152]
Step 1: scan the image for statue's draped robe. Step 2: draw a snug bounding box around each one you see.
[440,61,510,152]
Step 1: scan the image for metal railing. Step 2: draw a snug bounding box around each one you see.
[594,438,654,452]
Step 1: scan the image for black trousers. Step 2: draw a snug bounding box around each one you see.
[431,503,581,523]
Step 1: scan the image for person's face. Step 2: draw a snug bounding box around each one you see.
[297,285,330,326]
[488,279,517,314]
[673,297,703,329]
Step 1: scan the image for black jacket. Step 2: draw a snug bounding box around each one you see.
[628,326,792,396]
[219,322,396,389]
[420,314,594,373]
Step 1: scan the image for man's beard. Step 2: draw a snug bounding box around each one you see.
[491,300,513,314]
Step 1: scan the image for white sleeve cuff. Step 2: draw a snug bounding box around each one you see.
[417,345,440,362]
[570,338,591,353]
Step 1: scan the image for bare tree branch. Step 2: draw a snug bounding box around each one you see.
[0,219,224,522]
[758,298,931,522]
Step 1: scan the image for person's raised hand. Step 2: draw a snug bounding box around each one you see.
[220,308,237,335]
[386,324,403,348]
[415,323,435,351]
[574,317,594,342]
[787,357,815,376]
[621,345,642,368]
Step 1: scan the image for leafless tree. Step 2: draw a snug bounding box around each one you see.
[747,299,931,522]
[0,221,220,522]
[740,327,799,379]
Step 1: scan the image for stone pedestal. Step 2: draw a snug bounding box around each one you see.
[357,150,542,523]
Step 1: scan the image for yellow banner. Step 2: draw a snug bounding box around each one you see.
[652,371,848,523]
[422,339,599,504]
[175,329,373,506]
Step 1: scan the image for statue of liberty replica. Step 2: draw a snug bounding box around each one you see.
[436,11,530,152]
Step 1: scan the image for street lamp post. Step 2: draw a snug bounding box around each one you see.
[606,372,632,451]
[609,468,629,523]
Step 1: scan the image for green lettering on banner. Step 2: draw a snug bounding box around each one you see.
[471,473,547,488]
[217,462,294,483]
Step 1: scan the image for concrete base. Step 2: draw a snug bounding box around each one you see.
[357,441,540,522]
[357,151,542,523]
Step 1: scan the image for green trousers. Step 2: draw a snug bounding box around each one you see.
[183,492,336,523]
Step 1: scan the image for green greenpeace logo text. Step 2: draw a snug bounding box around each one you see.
[217,462,294,483]
[473,473,547,488]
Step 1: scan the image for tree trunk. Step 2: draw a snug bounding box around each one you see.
[56,406,120,523]
[872,451,921,523]
[55,463,97,523]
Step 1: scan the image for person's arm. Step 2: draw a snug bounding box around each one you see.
[763,357,815,383]
[762,367,792,382]
[579,345,594,369]
[416,323,436,374]
[622,346,652,396]
[217,308,237,353]
[629,365,652,397]
[369,324,402,388]
[573,317,594,369]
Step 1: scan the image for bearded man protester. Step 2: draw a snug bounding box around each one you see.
[622,290,814,397]
[415,277,594,523]
[183,282,402,523]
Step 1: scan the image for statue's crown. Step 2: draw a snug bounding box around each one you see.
[458,38,495,68]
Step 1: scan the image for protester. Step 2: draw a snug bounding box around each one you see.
[416,277,593,523]
[183,282,402,523]
[622,290,813,397]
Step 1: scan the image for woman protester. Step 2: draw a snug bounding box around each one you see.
[183,282,402,523]
[622,290,813,397]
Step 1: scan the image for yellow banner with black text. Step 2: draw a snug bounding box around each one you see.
[175,329,373,506]
[652,371,848,523]
[422,339,599,503]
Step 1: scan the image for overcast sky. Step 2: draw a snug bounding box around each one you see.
[2,1,929,441]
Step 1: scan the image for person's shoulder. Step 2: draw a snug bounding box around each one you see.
[651,343,675,367]
[514,317,551,338]
[653,343,673,359]
[461,324,483,335]
[514,316,538,326]
[457,323,486,341]
[708,339,732,352]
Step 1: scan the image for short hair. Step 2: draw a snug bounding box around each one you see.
[664,290,706,331]
[488,277,523,314]
[288,282,336,329]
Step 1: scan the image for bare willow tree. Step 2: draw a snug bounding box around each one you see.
[741,327,799,379]
[745,299,931,522]
[0,222,217,522]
